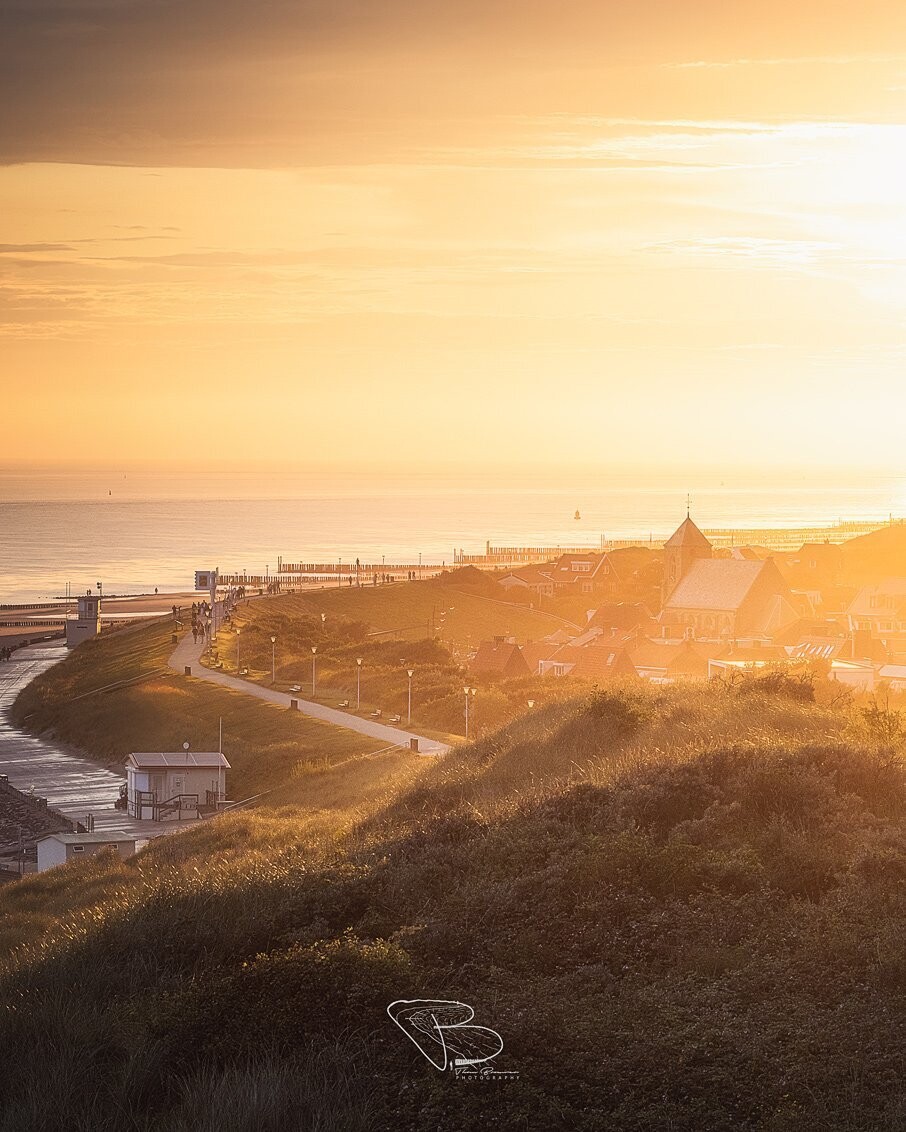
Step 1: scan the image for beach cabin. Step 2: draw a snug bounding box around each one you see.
[125,751,230,821]
[37,831,147,872]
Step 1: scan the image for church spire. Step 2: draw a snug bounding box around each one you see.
[662,510,713,606]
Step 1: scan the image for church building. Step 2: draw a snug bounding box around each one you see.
[660,516,800,642]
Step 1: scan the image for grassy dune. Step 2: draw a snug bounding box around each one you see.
[12,620,390,800]
[257,574,575,653]
[3,672,906,1129]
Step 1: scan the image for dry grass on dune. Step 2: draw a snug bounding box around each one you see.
[4,671,906,1130]
[0,740,430,960]
[368,676,849,831]
[237,575,573,653]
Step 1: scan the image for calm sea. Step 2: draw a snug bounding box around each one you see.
[1,467,904,604]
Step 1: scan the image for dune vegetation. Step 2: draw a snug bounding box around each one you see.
[3,667,906,1130]
[252,569,576,656]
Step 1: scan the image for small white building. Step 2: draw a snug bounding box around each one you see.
[65,592,101,648]
[37,831,147,872]
[125,751,230,821]
[878,664,906,692]
[829,659,876,690]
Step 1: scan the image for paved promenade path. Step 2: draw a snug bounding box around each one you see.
[0,644,163,836]
[170,631,451,755]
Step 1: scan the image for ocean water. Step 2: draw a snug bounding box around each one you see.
[1,467,904,604]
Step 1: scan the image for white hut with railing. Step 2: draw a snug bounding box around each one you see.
[125,749,230,821]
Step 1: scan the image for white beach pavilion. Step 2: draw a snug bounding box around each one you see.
[125,750,230,821]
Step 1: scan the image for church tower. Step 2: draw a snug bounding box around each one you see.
[662,513,712,605]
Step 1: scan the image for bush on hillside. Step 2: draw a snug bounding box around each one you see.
[732,666,816,703]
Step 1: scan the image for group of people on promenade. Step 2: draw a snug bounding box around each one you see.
[190,600,213,646]
[368,572,416,586]
[0,646,15,662]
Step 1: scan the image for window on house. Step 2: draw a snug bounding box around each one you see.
[72,846,84,853]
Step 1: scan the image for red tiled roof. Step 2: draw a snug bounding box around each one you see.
[586,603,657,633]
[469,640,529,677]
[570,644,637,681]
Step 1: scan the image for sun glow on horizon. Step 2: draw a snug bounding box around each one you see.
[3,4,906,474]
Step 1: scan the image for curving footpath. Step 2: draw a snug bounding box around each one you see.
[169,631,451,755]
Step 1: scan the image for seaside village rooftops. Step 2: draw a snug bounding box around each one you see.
[474,516,906,687]
[585,602,658,635]
[473,516,906,688]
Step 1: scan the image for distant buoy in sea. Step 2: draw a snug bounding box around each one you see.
[574,509,581,520]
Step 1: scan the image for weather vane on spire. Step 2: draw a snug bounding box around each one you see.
[686,492,692,518]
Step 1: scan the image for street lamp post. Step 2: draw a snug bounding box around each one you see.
[235,628,241,674]
[311,645,317,696]
[407,668,414,725]
[271,635,276,684]
[356,657,363,710]
[463,685,476,739]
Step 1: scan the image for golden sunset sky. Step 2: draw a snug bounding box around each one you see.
[3,0,906,469]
